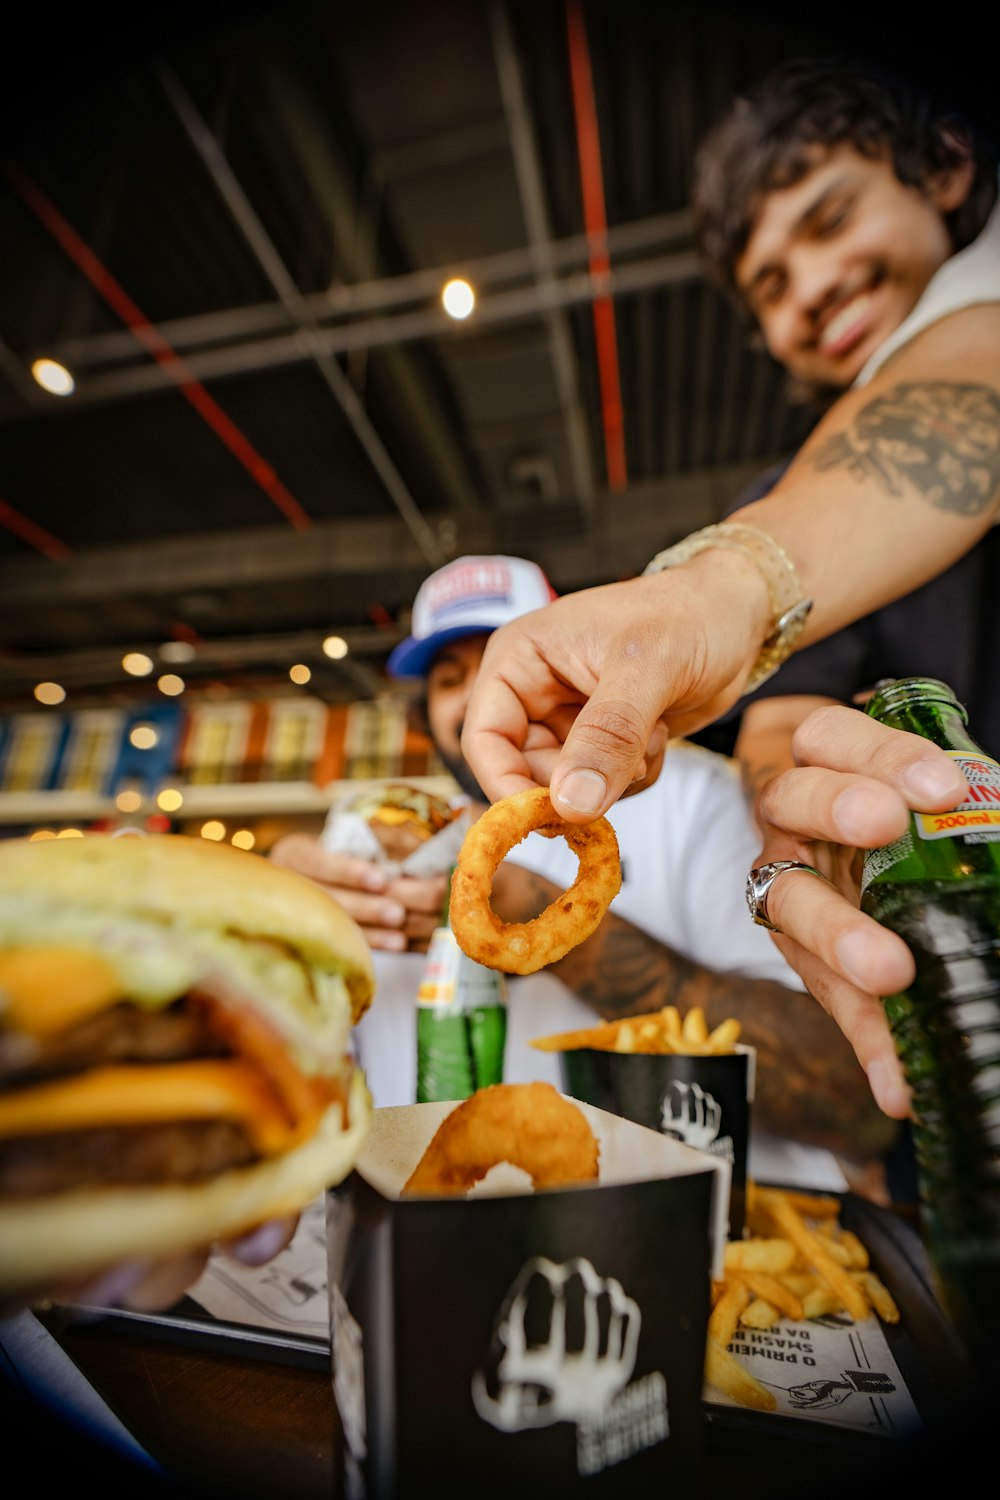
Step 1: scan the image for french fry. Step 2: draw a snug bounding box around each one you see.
[530,1002,739,1055]
[755,1188,870,1322]
[740,1297,780,1330]
[735,1270,805,1321]
[704,1337,778,1412]
[708,1278,752,1347]
[854,1270,900,1323]
[682,1005,709,1044]
[777,1272,821,1298]
[838,1230,870,1269]
[661,1005,682,1044]
[802,1286,846,1319]
[613,1023,637,1053]
[724,1237,797,1274]
[706,1017,741,1053]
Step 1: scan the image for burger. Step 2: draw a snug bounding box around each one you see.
[340,783,464,866]
[0,832,374,1302]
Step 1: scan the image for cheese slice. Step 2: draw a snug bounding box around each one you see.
[0,948,124,1037]
[0,1061,300,1156]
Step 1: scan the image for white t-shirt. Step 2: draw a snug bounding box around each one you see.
[348,741,804,1109]
[854,182,1000,386]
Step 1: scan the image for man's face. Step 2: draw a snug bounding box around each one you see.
[735,143,961,390]
[425,633,491,803]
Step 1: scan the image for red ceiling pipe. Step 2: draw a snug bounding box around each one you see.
[0,496,71,557]
[565,0,627,492]
[6,165,313,531]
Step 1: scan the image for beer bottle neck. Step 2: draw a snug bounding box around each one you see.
[865,676,979,756]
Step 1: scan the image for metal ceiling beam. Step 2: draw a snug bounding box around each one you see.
[159,66,446,569]
[47,210,694,372]
[0,247,702,416]
[490,0,596,511]
[0,457,780,610]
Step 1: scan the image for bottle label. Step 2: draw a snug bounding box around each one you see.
[861,749,1000,891]
[417,927,463,1007]
[417,927,507,1010]
[912,750,1000,842]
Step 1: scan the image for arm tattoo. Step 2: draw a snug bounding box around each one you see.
[810,381,1000,516]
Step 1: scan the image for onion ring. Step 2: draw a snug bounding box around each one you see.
[449,787,621,975]
[401,1083,600,1196]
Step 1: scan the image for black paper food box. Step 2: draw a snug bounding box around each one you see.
[325,1099,729,1500]
[558,1044,755,1239]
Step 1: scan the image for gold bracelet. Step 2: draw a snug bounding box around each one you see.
[644,523,813,692]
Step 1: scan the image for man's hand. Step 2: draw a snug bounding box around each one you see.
[462,560,765,816]
[268,834,447,952]
[751,705,969,1118]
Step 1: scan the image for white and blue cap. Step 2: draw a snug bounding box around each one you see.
[386,554,557,679]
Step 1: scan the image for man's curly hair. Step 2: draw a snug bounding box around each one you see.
[694,56,997,310]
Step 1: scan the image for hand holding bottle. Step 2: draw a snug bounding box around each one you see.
[750,703,969,1119]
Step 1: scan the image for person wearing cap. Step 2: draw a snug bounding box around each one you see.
[270,555,896,1191]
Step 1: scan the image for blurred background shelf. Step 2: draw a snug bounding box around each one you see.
[0,775,456,829]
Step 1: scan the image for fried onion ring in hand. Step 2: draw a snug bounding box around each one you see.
[401,1083,600,1196]
[450,787,621,974]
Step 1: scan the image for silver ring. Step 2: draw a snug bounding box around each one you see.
[746,860,822,932]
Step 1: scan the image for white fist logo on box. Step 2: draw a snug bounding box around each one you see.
[660,1080,735,1165]
[472,1255,669,1476]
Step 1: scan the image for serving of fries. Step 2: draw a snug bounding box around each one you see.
[704,1183,901,1413]
[531,1003,741,1056]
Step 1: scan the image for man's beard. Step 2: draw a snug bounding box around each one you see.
[436,740,487,804]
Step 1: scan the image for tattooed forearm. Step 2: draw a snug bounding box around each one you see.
[810,381,1000,515]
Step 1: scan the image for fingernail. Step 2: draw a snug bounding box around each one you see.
[363,870,387,891]
[834,927,878,988]
[231,1221,293,1265]
[380,902,406,925]
[555,769,607,815]
[903,757,966,804]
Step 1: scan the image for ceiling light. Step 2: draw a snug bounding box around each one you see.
[289,663,311,684]
[129,724,159,749]
[160,640,196,664]
[157,674,185,696]
[231,829,255,850]
[322,635,348,660]
[31,357,75,396]
[116,789,143,813]
[123,652,154,677]
[442,278,475,320]
[34,681,66,705]
[201,820,226,841]
[157,787,184,812]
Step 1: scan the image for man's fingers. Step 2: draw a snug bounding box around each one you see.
[269,835,388,893]
[761,858,916,996]
[770,931,912,1119]
[792,707,969,807]
[757,766,914,849]
[550,693,664,820]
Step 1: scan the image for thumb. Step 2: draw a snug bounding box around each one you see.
[549,685,664,821]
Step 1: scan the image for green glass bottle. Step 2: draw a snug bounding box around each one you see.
[415,867,507,1102]
[860,676,1000,1371]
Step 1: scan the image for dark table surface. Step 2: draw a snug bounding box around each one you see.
[0,1288,982,1500]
